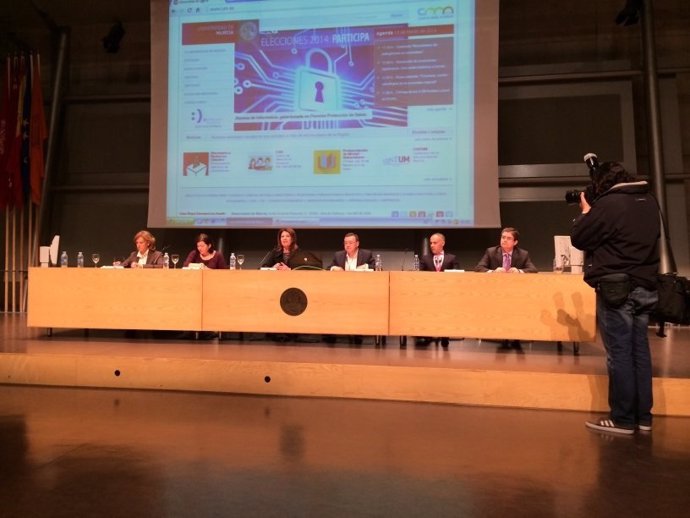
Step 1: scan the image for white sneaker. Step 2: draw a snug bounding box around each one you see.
[585,418,635,435]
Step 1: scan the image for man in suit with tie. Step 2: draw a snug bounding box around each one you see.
[474,227,538,274]
[417,233,460,347]
[419,233,460,272]
[474,227,537,350]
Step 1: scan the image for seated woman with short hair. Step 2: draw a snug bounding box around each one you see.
[119,230,164,268]
[183,233,227,269]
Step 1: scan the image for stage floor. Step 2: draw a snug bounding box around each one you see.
[2,383,689,518]
[2,314,690,416]
[3,314,690,379]
[2,315,690,517]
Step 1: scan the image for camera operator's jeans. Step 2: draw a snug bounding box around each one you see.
[596,286,658,427]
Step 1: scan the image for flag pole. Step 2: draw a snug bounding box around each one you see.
[31,29,69,266]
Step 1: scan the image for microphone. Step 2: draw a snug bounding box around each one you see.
[583,153,599,175]
[257,248,275,269]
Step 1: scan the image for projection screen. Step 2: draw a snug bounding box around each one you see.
[149,0,499,228]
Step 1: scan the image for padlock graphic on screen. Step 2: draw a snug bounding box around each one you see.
[295,48,341,111]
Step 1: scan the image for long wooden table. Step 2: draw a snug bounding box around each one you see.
[27,268,596,341]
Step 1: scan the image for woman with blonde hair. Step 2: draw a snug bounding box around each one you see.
[119,230,165,268]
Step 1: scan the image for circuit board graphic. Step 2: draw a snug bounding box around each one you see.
[233,26,408,131]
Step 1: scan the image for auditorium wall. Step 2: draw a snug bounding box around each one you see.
[1,0,689,277]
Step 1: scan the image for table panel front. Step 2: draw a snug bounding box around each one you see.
[28,268,203,330]
[202,270,389,334]
[389,271,596,341]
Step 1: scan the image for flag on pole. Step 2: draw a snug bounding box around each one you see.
[4,55,26,209]
[30,54,47,206]
[0,57,14,209]
[20,55,33,205]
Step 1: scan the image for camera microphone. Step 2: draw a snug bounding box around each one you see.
[583,153,599,174]
[565,153,600,204]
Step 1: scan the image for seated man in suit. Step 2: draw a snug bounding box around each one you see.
[328,232,376,271]
[474,227,538,274]
[475,227,538,349]
[420,233,460,272]
[326,233,376,345]
[417,233,460,347]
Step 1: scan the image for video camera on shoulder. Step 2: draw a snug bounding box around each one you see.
[565,153,599,205]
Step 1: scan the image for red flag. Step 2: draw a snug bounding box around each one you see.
[0,57,12,208]
[20,55,32,204]
[30,54,47,206]
[3,56,26,209]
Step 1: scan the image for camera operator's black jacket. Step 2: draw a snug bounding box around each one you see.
[571,181,660,290]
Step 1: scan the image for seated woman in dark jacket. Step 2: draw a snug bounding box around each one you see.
[119,230,165,268]
[183,233,227,269]
[260,228,298,270]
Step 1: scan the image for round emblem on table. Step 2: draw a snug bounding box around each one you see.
[280,288,308,316]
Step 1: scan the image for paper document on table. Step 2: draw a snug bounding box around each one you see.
[569,246,584,273]
[554,236,572,268]
[39,246,50,267]
[49,235,60,265]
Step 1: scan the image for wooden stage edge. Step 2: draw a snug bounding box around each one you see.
[1,353,689,417]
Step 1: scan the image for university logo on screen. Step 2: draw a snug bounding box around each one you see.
[417,6,455,19]
[313,150,341,174]
[383,155,411,166]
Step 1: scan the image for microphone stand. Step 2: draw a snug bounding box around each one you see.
[257,248,276,269]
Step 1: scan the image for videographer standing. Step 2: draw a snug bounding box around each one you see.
[571,160,660,435]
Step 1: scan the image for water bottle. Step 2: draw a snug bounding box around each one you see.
[413,254,420,271]
[229,252,236,270]
[374,254,382,271]
[60,251,68,268]
[163,252,170,269]
[77,252,84,268]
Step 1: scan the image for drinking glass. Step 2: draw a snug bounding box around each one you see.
[171,254,180,269]
[236,254,245,270]
[91,253,100,267]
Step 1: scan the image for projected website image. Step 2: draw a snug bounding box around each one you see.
[155,0,489,229]
[233,25,415,131]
